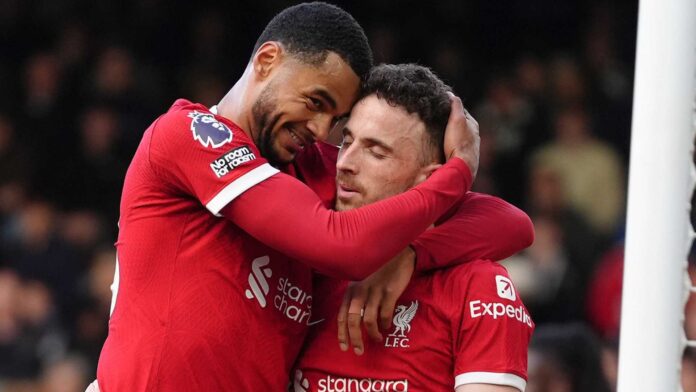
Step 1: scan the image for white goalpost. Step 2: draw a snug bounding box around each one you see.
[617,0,696,390]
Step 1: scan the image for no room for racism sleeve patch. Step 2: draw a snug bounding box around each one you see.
[210,145,257,178]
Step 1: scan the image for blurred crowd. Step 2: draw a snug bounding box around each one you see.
[0,0,692,391]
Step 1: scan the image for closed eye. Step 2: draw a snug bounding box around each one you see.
[368,148,387,159]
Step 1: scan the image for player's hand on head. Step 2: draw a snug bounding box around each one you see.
[443,92,479,180]
[336,248,416,355]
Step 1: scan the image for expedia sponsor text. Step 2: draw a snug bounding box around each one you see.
[469,300,533,328]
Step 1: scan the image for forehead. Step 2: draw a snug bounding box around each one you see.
[345,95,425,146]
[289,52,360,114]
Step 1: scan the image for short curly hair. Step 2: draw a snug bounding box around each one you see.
[362,64,452,163]
[253,2,373,81]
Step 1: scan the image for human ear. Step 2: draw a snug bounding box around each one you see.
[252,42,284,80]
[413,163,442,186]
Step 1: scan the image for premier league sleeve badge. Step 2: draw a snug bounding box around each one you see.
[188,111,234,149]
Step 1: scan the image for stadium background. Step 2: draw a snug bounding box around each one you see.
[2,0,691,390]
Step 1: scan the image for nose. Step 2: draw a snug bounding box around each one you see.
[336,142,358,174]
[306,113,334,142]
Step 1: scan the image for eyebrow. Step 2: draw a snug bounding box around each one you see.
[342,126,394,153]
[311,88,338,111]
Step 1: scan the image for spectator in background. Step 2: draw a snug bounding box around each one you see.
[0,272,68,384]
[531,105,624,236]
[527,323,612,392]
[474,75,534,205]
[71,249,115,371]
[513,55,551,149]
[503,215,585,324]
[39,355,89,392]
[50,105,127,222]
[0,116,31,261]
[4,201,83,318]
[585,243,624,339]
[548,57,587,109]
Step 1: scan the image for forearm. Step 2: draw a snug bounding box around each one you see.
[224,158,472,280]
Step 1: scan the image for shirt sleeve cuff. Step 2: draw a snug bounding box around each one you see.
[205,163,279,216]
[454,372,526,392]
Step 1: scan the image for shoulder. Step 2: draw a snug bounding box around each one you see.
[443,259,511,287]
[152,99,254,152]
[433,260,513,302]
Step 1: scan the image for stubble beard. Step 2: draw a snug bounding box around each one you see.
[251,83,284,167]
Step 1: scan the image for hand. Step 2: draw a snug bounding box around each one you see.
[337,247,416,355]
[443,92,480,179]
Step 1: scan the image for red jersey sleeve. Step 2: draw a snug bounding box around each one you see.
[412,193,534,272]
[224,158,472,280]
[450,261,534,391]
[148,99,279,215]
[288,141,339,208]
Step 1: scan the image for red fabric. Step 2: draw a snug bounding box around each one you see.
[98,99,316,391]
[412,193,535,272]
[97,99,473,391]
[223,149,472,280]
[291,142,535,273]
[586,246,624,338]
[296,260,534,391]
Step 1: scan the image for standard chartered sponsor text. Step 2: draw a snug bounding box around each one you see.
[318,376,408,392]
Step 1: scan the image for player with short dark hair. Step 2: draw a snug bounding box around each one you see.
[249,2,373,166]
[360,63,451,163]
[93,3,529,391]
[294,65,533,392]
[252,2,373,80]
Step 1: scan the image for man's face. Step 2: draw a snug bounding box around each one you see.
[251,52,360,166]
[335,95,432,211]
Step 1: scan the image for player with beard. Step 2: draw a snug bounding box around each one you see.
[293,65,533,392]
[93,3,532,391]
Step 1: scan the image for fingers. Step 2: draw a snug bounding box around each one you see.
[443,91,480,178]
[380,292,399,332]
[337,283,368,355]
[347,311,364,355]
[362,288,383,342]
[346,288,367,355]
[337,288,351,351]
[447,91,466,117]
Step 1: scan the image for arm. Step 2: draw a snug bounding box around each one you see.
[337,193,534,351]
[224,94,479,280]
[223,158,471,280]
[412,192,535,272]
[150,100,476,281]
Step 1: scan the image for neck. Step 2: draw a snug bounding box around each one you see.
[216,64,255,139]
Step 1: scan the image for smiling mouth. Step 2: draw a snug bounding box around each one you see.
[287,127,307,150]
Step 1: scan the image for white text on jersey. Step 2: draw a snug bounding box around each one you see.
[469,300,533,328]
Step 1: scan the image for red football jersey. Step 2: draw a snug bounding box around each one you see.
[295,260,534,392]
[96,98,529,391]
[98,100,316,390]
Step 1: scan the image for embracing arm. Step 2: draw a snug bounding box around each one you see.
[223,158,471,280]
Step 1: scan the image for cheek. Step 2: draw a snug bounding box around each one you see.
[362,162,412,200]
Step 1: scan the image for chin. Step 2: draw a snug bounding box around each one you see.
[335,200,350,212]
[336,199,363,212]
